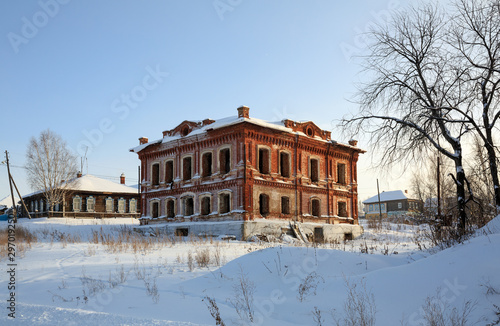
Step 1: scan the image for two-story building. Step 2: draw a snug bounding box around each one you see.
[130,106,365,241]
[363,190,423,219]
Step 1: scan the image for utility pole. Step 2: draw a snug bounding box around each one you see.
[377,179,383,220]
[437,155,441,221]
[5,151,17,223]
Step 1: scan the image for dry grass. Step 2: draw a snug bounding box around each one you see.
[0,225,37,260]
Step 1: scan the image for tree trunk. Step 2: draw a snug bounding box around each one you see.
[485,135,500,213]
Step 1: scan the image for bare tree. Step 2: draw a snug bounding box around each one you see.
[342,0,500,234]
[450,0,500,213]
[25,129,78,212]
[341,3,471,233]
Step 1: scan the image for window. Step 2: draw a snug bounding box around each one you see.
[166,199,175,218]
[200,196,211,216]
[369,204,373,212]
[183,196,194,216]
[86,196,95,212]
[310,158,319,182]
[152,163,160,186]
[105,197,114,213]
[35,201,38,212]
[219,193,230,214]
[151,201,159,218]
[281,196,290,215]
[398,202,402,209]
[40,199,44,212]
[73,196,81,212]
[30,201,33,212]
[259,194,270,217]
[202,152,212,177]
[220,148,230,174]
[311,198,320,217]
[337,163,346,184]
[55,203,60,212]
[258,148,270,174]
[165,160,174,183]
[338,202,347,217]
[129,199,137,213]
[118,198,126,213]
[280,152,290,178]
[183,156,192,181]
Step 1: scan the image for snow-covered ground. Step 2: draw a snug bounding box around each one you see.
[0,217,499,325]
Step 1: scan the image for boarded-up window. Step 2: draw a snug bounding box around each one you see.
[280,152,290,178]
[219,193,230,214]
[152,163,160,186]
[151,201,159,218]
[337,163,346,184]
[311,198,320,217]
[281,196,290,215]
[183,197,194,216]
[314,227,324,243]
[220,148,230,174]
[183,157,192,181]
[338,202,347,217]
[259,194,270,217]
[202,153,212,177]
[165,161,174,183]
[259,148,270,174]
[166,199,175,218]
[201,197,211,216]
[310,158,319,182]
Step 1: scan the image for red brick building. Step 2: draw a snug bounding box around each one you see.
[131,106,364,236]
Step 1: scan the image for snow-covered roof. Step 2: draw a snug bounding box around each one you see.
[130,114,361,153]
[0,195,20,207]
[363,190,409,204]
[23,174,138,198]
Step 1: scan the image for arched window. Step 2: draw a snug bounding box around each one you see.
[258,148,270,174]
[201,152,212,177]
[165,160,174,183]
[310,158,319,182]
[219,148,231,174]
[311,198,320,217]
[183,196,194,216]
[183,156,192,181]
[280,152,291,178]
[259,194,270,217]
[152,163,160,186]
[151,200,160,218]
[200,196,211,216]
[166,198,175,218]
[219,192,231,214]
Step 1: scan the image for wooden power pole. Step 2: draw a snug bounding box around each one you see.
[5,151,17,223]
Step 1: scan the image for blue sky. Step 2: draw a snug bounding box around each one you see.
[0,0,412,202]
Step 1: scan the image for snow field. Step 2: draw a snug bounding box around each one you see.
[0,217,498,325]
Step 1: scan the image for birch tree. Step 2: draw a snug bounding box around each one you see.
[25,129,78,212]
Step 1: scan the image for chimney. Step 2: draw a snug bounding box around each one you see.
[139,137,148,145]
[120,173,125,185]
[237,106,250,119]
[77,171,82,178]
[348,139,358,147]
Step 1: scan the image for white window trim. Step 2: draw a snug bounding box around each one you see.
[86,196,95,212]
[164,196,176,217]
[73,196,82,212]
[105,197,114,213]
[129,198,137,213]
[117,197,126,214]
